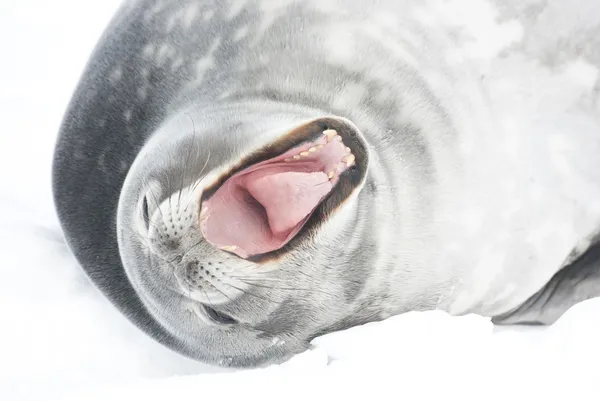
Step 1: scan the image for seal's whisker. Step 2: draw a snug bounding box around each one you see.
[223,282,279,304]
[140,176,165,220]
[144,212,163,231]
[178,113,197,207]
[148,247,178,266]
[191,116,204,179]
[207,281,235,303]
[275,268,317,281]
[168,258,178,291]
[157,261,184,293]
[122,228,183,269]
[162,170,174,214]
[147,186,165,220]
[185,149,212,212]
[200,285,217,312]
[226,275,284,281]
[122,224,152,247]
[133,180,162,231]
[235,267,316,280]
[235,279,314,292]
[181,239,205,257]
[233,277,338,298]
[228,267,309,279]
[123,227,182,267]
[227,269,277,276]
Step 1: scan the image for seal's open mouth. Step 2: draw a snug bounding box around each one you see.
[199,121,363,259]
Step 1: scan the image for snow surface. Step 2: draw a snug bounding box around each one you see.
[1,1,599,400]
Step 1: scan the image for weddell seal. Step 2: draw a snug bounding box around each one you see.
[52,0,600,367]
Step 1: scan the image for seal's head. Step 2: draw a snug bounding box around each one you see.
[117,104,371,367]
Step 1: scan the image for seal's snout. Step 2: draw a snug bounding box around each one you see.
[198,117,369,260]
[180,259,222,294]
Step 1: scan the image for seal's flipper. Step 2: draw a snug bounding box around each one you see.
[492,240,600,325]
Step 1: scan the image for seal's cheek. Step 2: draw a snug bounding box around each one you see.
[199,128,356,259]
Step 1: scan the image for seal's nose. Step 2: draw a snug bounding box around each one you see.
[175,256,226,298]
[182,260,203,289]
[172,258,207,297]
[145,188,198,257]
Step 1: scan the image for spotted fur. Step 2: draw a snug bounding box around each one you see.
[53,0,600,367]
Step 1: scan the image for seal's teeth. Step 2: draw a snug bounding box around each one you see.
[345,147,351,154]
[323,129,337,141]
[284,142,330,163]
[343,154,355,166]
[335,135,343,142]
[221,245,238,252]
[327,171,335,179]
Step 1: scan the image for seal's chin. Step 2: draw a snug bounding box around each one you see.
[199,118,367,260]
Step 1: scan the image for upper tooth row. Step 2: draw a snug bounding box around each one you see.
[284,129,352,162]
[286,146,322,161]
[285,144,324,162]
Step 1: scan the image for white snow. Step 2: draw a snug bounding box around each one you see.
[1,1,599,401]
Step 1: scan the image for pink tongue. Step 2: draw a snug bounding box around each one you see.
[199,164,333,258]
[244,169,331,235]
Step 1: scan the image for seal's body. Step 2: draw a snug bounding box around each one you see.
[53,0,600,367]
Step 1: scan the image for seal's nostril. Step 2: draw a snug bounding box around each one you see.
[163,240,179,251]
[141,196,149,230]
[185,260,200,277]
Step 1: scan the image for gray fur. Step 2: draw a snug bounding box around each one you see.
[52,0,600,368]
[493,233,600,325]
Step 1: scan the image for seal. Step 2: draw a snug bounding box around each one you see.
[52,0,600,368]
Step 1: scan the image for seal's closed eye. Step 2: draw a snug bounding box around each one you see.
[202,305,237,325]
